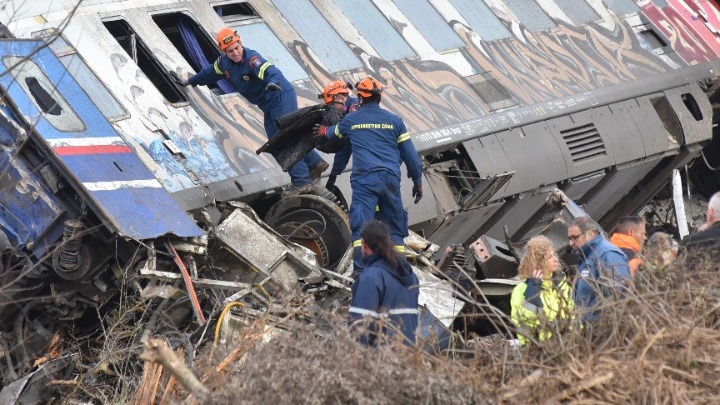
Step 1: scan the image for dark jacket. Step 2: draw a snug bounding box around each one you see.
[573,234,631,323]
[188,47,294,114]
[348,253,419,346]
[682,221,720,252]
[325,102,422,185]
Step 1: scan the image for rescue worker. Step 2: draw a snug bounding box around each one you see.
[609,216,647,276]
[175,28,327,193]
[568,217,631,324]
[313,80,359,191]
[313,76,423,270]
[510,236,573,345]
[348,220,419,346]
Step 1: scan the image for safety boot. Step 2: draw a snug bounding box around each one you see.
[282,180,318,197]
[310,161,329,180]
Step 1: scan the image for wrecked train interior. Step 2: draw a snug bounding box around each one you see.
[0,0,719,399]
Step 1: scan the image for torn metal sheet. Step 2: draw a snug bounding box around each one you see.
[414,266,465,328]
[0,355,75,405]
[215,205,323,293]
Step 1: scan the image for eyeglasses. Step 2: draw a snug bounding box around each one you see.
[568,233,583,242]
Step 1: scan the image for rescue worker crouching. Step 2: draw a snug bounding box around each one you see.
[510,236,574,345]
[348,220,420,346]
[175,28,327,194]
[313,76,423,271]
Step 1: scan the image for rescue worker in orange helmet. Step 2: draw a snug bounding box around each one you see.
[314,76,423,272]
[314,80,359,191]
[175,28,327,194]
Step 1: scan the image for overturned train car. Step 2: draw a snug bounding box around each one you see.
[0,0,719,385]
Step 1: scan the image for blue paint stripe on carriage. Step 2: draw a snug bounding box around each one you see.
[60,153,159,183]
[0,40,203,238]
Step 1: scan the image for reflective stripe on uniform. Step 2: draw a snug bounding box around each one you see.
[388,308,418,315]
[258,62,272,80]
[213,60,223,75]
[353,240,362,247]
[523,302,540,313]
[335,125,343,139]
[349,307,418,317]
[394,245,405,252]
[397,132,410,143]
[349,307,379,317]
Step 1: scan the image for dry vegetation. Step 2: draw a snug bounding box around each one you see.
[115,251,720,405]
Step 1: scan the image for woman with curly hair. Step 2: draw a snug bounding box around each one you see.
[510,235,574,345]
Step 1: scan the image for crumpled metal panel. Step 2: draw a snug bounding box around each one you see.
[215,205,322,293]
[415,266,465,328]
[469,235,518,279]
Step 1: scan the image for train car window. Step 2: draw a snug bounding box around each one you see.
[2,56,85,132]
[446,0,511,42]
[214,2,310,82]
[269,0,361,72]
[503,0,555,32]
[102,19,188,104]
[467,72,518,112]
[604,0,640,14]
[32,30,129,121]
[551,0,600,24]
[334,0,416,61]
[392,0,464,52]
[152,12,224,92]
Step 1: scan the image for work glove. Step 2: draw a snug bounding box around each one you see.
[265,82,281,91]
[313,124,328,137]
[169,71,189,87]
[326,175,337,189]
[412,183,423,204]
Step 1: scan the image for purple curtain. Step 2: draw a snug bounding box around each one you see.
[177,16,235,94]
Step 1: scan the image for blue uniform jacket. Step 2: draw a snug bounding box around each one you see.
[348,253,420,346]
[573,234,631,322]
[188,47,293,114]
[326,103,422,184]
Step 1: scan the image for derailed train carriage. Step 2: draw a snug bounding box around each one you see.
[0,0,719,389]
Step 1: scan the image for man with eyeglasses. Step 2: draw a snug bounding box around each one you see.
[567,217,631,323]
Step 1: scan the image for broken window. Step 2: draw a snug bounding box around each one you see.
[32,29,128,121]
[102,19,188,104]
[334,0,416,61]
[467,72,518,112]
[214,2,309,82]
[2,55,85,132]
[632,17,669,56]
[152,12,228,93]
[446,0,510,42]
[392,0,464,53]
[269,0,362,73]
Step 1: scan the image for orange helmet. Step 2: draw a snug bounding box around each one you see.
[216,27,240,51]
[355,76,383,98]
[321,80,350,104]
